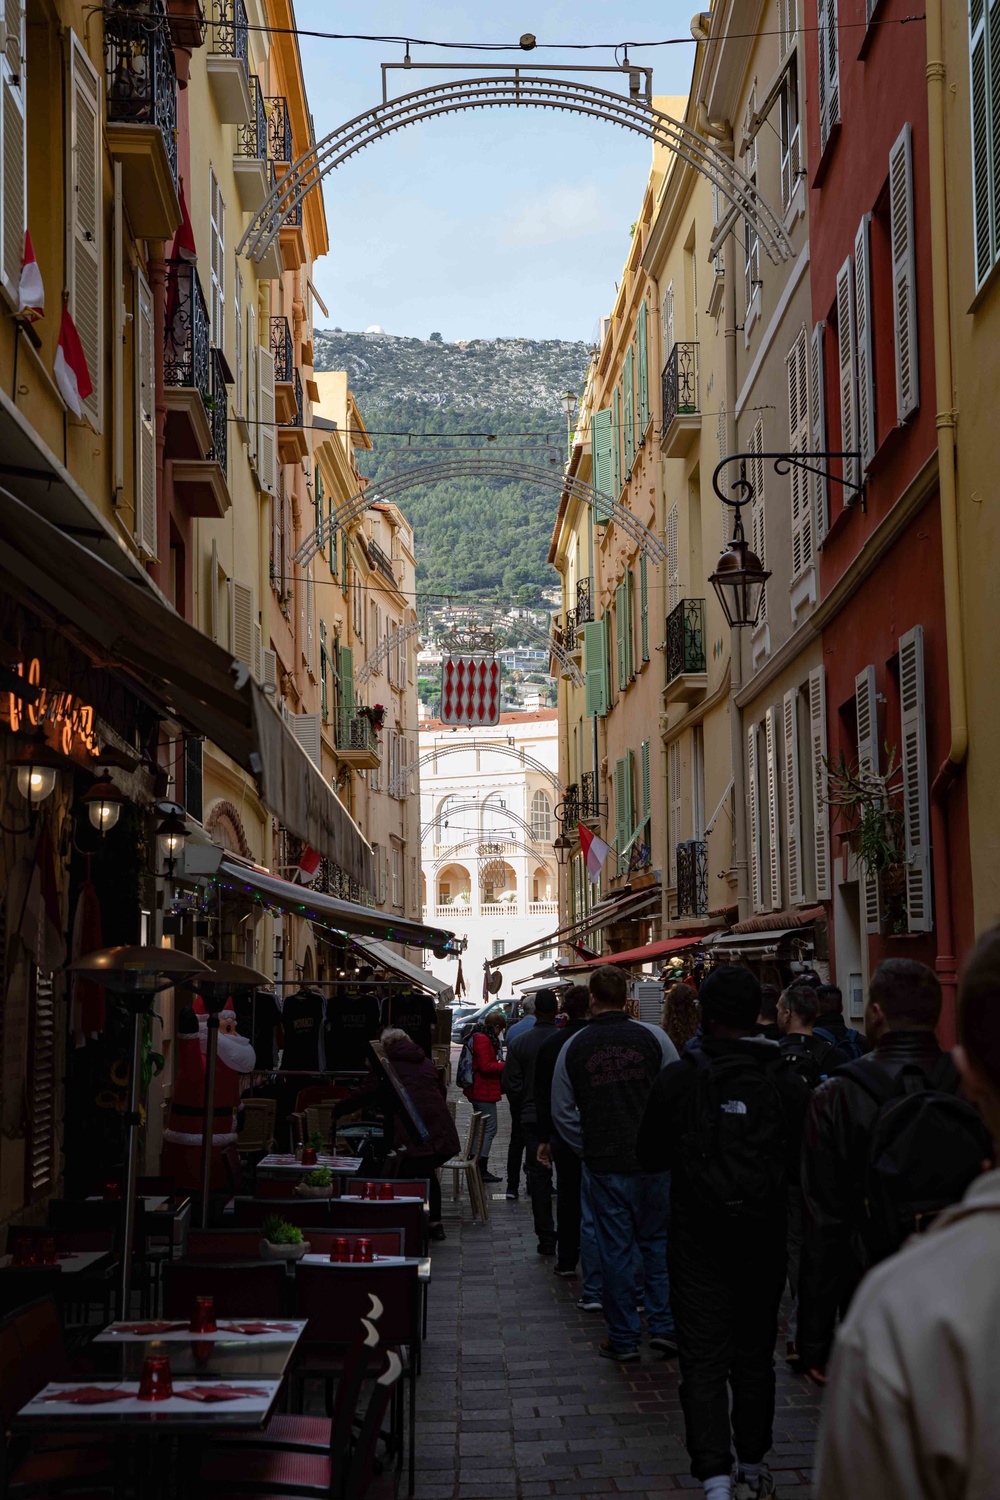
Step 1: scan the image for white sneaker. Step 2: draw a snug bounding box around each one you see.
[734,1465,775,1500]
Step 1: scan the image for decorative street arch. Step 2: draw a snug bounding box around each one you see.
[238,75,793,267]
[391,737,562,799]
[356,621,422,686]
[420,799,540,847]
[431,834,554,869]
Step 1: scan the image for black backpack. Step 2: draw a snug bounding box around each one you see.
[814,1022,865,1059]
[678,1050,789,1216]
[841,1054,994,1263]
[778,1037,834,1092]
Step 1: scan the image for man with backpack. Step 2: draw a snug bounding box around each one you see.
[503,990,560,1254]
[637,965,811,1500]
[797,958,992,1386]
[812,982,869,1059]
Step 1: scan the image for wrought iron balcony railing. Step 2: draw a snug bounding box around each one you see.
[269,316,293,383]
[677,839,708,916]
[580,770,597,819]
[661,341,699,434]
[666,598,707,683]
[576,576,593,624]
[209,347,228,470]
[278,367,303,428]
[562,783,580,829]
[368,538,395,585]
[266,94,292,163]
[236,74,267,158]
[164,261,211,404]
[334,709,380,757]
[209,0,248,71]
[562,608,577,653]
[105,0,178,184]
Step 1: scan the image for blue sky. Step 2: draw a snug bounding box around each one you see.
[295,2,696,342]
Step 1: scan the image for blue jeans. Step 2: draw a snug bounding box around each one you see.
[476,1100,498,1163]
[589,1170,673,1351]
[580,1165,603,1300]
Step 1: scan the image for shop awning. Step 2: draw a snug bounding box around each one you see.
[341,933,454,1003]
[575,937,704,969]
[708,927,816,958]
[216,859,458,954]
[490,887,661,970]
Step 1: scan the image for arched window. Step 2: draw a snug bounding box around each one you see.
[437,795,462,844]
[530,790,552,841]
[481,794,513,841]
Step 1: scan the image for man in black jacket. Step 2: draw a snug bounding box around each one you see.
[534,986,591,1278]
[638,966,810,1500]
[504,990,560,1253]
[813,982,869,1057]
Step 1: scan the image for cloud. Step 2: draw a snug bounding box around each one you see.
[500,184,614,248]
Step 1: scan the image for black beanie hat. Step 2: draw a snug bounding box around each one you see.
[698,966,761,1029]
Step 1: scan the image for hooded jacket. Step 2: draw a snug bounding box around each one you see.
[551,1011,677,1174]
[465,1026,504,1103]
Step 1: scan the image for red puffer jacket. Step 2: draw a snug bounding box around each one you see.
[466,1029,504,1103]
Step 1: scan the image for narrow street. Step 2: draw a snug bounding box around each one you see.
[413,1081,821,1498]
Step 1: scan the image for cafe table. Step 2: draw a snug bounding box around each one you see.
[88,1318,306,1381]
[256,1153,362,1178]
[0,1250,110,1275]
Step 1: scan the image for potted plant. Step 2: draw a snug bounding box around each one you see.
[295,1166,334,1199]
[359,703,385,731]
[825,749,908,933]
[259,1216,309,1261]
[297,1131,326,1164]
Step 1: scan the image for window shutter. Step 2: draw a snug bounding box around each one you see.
[626,569,635,680]
[855,664,878,774]
[319,618,328,719]
[591,406,614,521]
[209,167,225,348]
[783,689,804,903]
[262,647,278,694]
[135,268,157,557]
[749,421,767,620]
[252,620,262,682]
[209,537,219,642]
[667,502,680,611]
[305,567,315,675]
[27,968,56,1200]
[818,0,840,153]
[748,724,763,912]
[611,385,622,497]
[338,644,355,711]
[662,281,674,351]
[889,122,919,421]
[668,739,682,888]
[614,756,627,874]
[786,327,812,578]
[67,33,101,430]
[809,321,828,540]
[636,301,649,437]
[257,343,276,494]
[765,705,782,909]
[291,712,322,768]
[854,214,875,469]
[0,0,26,305]
[230,580,254,667]
[615,581,627,689]
[234,264,243,420]
[639,553,649,662]
[808,667,831,900]
[779,0,796,56]
[247,304,258,463]
[836,257,859,493]
[583,620,608,717]
[623,345,635,470]
[641,739,651,824]
[970,2,992,285]
[899,624,932,931]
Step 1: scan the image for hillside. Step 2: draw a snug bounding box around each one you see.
[312,331,592,604]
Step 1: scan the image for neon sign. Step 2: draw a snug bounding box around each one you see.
[6,658,100,758]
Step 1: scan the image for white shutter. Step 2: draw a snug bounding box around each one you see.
[230,580,254,667]
[209,167,225,348]
[668,738,682,889]
[899,624,932,932]
[971,2,992,286]
[854,214,875,469]
[257,344,276,494]
[784,689,804,904]
[855,664,879,774]
[135,268,157,557]
[889,122,919,422]
[749,420,766,620]
[67,32,101,431]
[786,328,812,578]
[836,257,859,494]
[765,705,782,909]
[247,304,258,463]
[291,712,322,769]
[818,0,840,153]
[667,502,680,611]
[234,263,243,420]
[808,667,831,900]
[252,620,262,682]
[809,322,829,541]
[748,723,763,912]
[262,648,278,693]
[305,567,315,675]
[0,0,26,304]
[662,280,674,352]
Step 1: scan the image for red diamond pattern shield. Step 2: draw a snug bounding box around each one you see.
[441,656,501,726]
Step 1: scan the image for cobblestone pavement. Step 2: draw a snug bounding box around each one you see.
[413,1072,821,1499]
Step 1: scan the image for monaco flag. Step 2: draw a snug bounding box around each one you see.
[295,845,321,885]
[17,230,43,321]
[55,306,93,418]
[578,821,612,884]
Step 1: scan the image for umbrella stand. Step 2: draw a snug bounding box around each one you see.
[199,1013,220,1229]
[119,1002,146,1318]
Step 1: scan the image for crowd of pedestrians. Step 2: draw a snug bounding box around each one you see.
[458,936,1000,1499]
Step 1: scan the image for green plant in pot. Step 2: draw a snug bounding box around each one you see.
[825,749,908,934]
[296,1165,334,1199]
[259,1215,309,1259]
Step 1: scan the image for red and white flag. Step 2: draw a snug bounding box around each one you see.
[55,306,93,418]
[170,177,197,263]
[17,230,43,321]
[295,846,321,885]
[578,822,612,884]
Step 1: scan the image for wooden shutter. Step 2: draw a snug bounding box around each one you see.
[889,122,920,421]
[291,712,322,768]
[67,33,101,430]
[809,322,828,540]
[208,537,219,641]
[233,264,243,419]
[667,502,680,611]
[305,568,315,675]
[614,757,628,874]
[854,214,875,469]
[611,385,622,497]
[784,689,804,904]
[778,0,796,55]
[971,1,992,285]
[899,624,932,931]
[247,304,258,463]
[27,968,56,1200]
[836,257,859,493]
[257,344,276,494]
[808,667,831,900]
[636,300,649,437]
[252,620,262,682]
[639,553,649,661]
[765,705,782,909]
[623,345,635,470]
[209,167,225,347]
[668,738,682,888]
[583,620,608,717]
[855,664,879,774]
[625,570,635,680]
[818,0,840,153]
[591,406,614,521]
[135,268,157,557]
[787,327,812,578]
[262,647,277,693]
[319,618,328,719]
[749,420,767,620]
[230,580,254,666]
[0,0,25,304]
[641,739,651,824]
[615,581,626,689]
[748,723,762,912]
[338,644,355,711]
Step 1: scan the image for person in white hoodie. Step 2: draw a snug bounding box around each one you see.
[816,926,1000,1500]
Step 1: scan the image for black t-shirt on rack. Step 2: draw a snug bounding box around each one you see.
[387,991,436,1058]
[279,988,325,1072]
[326,987,381,1070]
[232,989,282,1068]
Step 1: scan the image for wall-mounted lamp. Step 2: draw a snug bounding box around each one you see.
[82,777,128,835]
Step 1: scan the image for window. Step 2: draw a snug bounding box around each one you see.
[319,618,329,720]
[854,214,875,468]
[614,753,633,875]
[639,553,649,661]
[234,264,243,417]
[899,625,931,931]
[970,0,1000,285]
[612,383,622,495]
[0,0,26,306]
[667,502,680,611]
[623,345,636,471]
[615,572,634,688]
[743,88,760,317]
[817,0,840,154]
[778,0,796,55]
[764,704,782,910]
[27,968,56,1201]
[778,52,800,212]
[68,33,101,430]
[748,421,766,621]
[748,722,763,912]
[662,280,674,352]
[209,166,225,348]
[636,301,650,437]
[230,579,254,667]
[786,327,812,577]
[582,620,608,717]
[784,688,804,904]
[491,939,505,960]
[641,738,652,837]
[530,790,552,841]
[591,406,614,520]
[247,303,258,464]
[808,667,831,900]
[257,342,276,494]
[889,122,919,419]
[391,846,401,908]
[668,738,682,889]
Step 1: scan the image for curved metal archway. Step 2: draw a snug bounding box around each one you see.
[356,621,422,687]
[238,75,793,266]
[392,737,562,798]
[420,798,540,848]
[431,834,555,870]
[294,456,664,569]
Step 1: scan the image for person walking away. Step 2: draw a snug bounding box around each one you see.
[812,982,869,1058]
[662,982,700,1053]
[502,997,537,1199]
[756,984,783,1041]
[504,991,560,1254]
[552,965,678,1363]
[638,966,811,1500]
[797,957,991,1383]
[463,1010,506,1183]
[534,986,592,1284]
[815,930,1000,1499]
[330,1028,460,1240]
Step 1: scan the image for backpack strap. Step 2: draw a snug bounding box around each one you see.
[813,1024,837,1046]
[833,1057,900,1108]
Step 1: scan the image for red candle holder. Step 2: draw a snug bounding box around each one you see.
[330,1237,350,1263]
[354,1237,374,1264]
[377,1183,393,1200]
[137,1355,173,1402]
[301,1146,318,1166]
[362,1181,375,1199]
[11,1239,34,1267]
[40,1237,58,1266]
[191,1295,217,1333]
[102,1179,122,1201]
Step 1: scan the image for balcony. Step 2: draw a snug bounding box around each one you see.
[580,771,601,824]
[561,609,577,654]
[233,75,269,211]
[172,348,231,518]
[266,95,292,164]
[528,902,558,916]
[277,368,307,464]
[677,839,708,917]
[164,261,213,459]
[104,0,180,239]
[562,783,580,828]
[576,576,593,624]
[207,0,252,125]
[664,598,707,704]
[660,341,701,458]
[368,539,396,586]
[270,316,296,419]
[335,709,381,770]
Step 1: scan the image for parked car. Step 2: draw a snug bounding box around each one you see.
[451,999,518,1045]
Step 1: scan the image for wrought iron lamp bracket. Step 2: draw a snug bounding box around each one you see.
[712,450,865,515]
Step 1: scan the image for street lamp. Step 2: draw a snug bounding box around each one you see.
[83,776,127,835]
[560,390,577,457]
[156,808,190,878]
[709,460,771,629]
[553,832,573,867]
[11,739,64,809]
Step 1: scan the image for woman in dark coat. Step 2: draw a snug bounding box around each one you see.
[330,1027,460,1238]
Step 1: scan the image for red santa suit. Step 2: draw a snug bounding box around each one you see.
[161,998,256,1190]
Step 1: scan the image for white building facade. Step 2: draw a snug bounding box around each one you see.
[419,711,560,997]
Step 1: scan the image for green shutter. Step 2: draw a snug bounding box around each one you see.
[624,570,634,682]
[637,301,649,437]
[341,533,349,594]
[612,385,622,497]
[583,621,607,717]
[640,553,649,661]
[615,581,627,688]
[320,619,328,720]
[623,346,635,470]
[604,612,614,705]
[338,644,355,711]
[641,739,651,823]
[615,756,628,873]
[591,407,614,522]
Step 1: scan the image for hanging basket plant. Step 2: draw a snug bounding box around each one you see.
[825,749,908,932]
[359,703,385,731]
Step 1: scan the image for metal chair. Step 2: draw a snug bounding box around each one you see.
[445,1112,489,1222]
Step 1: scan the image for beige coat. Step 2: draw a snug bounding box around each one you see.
[816,1168,1000,1499]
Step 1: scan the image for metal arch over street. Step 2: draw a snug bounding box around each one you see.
[391,738,563,799]
[237,75,794,267]
[356,621,422,686]
[430,834,554,870]
[420,798,541,847]
[500,616,586,689]
[293,456,665,569]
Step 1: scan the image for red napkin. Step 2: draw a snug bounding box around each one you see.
[223,1323,296,1335]
[42,1387,130,1405]
[175,1386,268,1403]
[115,1322,188,1335]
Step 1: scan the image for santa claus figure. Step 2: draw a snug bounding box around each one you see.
[161,997,256,1191]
